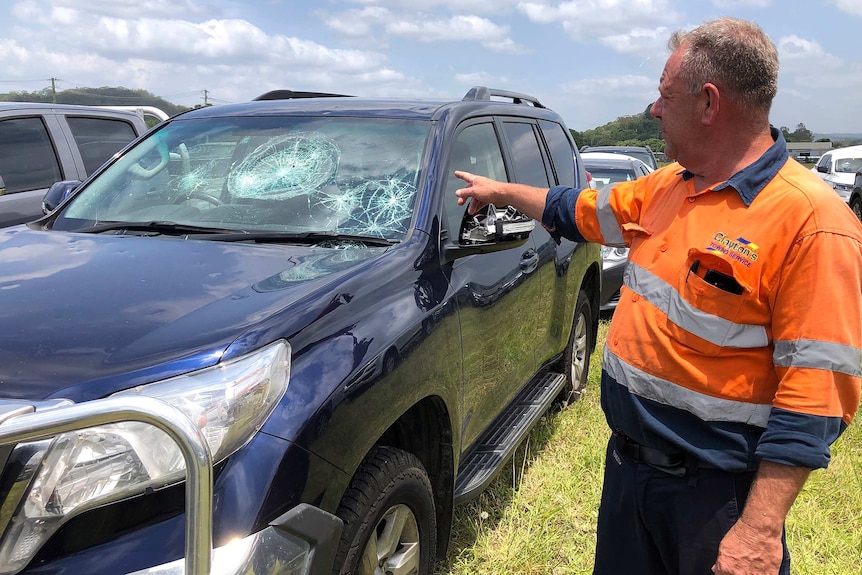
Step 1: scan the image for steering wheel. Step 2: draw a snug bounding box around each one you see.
[128,139,170,179]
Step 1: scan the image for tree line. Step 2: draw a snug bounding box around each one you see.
[568,104,851,152]
[0,86,188,117]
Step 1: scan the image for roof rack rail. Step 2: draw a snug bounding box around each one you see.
[462,86,545,108]
[253,90,353,101]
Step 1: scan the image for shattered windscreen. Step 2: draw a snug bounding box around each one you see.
[58,115,430,241]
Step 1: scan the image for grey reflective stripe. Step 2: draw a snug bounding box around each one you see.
[596,186,625,246]
[774,339,862,377]
[626,263,769,349]
[603,348,772,427]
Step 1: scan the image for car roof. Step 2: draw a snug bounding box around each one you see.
[0,102,128,112]
[174,86,565,124]
[581,151,652,172]
[582,156,650,169]
[0,101,144,120]
[824,145,862,158]
[582,145,652,153]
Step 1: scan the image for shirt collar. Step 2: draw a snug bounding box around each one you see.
[679,126,789,206]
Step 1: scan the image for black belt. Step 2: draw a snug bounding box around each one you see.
[614,433,717,477]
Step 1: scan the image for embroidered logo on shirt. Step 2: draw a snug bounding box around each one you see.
[707,233,759,267]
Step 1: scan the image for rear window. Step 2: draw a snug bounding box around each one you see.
[66,116,139,174]
[503,121,550,187]
[834,157,862,174]
[539,120,576,187]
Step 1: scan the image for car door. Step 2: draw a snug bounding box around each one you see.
[441,119,541,451]
[0,112,74,228]
[0,109,141,228]
[498,119,559,367]
[813,152,832,180]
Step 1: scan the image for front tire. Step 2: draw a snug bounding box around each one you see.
[851,194,862,223]
[557,289,593,405]
[334,446,436,575]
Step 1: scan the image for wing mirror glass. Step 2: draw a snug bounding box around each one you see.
[42,180,82,214]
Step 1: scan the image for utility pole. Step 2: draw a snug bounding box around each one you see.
[51,78,57,103]
[203,89,209,106]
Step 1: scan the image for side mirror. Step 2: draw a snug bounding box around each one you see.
[444,204,534,262]
[460,204,535,244]
[816,164,829,174]
[42,180,82,214]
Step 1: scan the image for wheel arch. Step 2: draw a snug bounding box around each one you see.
[371,395,456,561]
[579,257,602,355]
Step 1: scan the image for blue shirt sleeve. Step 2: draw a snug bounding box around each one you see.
[755,407,846,469]
[542,185,586,243]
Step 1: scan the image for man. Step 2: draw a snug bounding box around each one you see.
[454,17,862,575]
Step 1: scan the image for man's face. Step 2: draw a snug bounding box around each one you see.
[650,47,701,165]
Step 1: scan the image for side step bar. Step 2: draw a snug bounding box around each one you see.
[454,372,566,504]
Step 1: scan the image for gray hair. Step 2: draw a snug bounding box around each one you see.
[669,17,778,116]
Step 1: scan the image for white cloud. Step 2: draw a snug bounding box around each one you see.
[455,71,510,85]
[777,35,842,73]
[343,0,522,14]
[518,0,679,36]
[828,0,862,17]
[12,0,213,21]
[0,0,422,105]
[560,74,655,99]
[710,0,771,8]
[600,26,670,55]
[324,8,525,52]
[321,6,390,37]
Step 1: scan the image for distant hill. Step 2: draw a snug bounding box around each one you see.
[0,86,188,118]
[570,104,664,153]
[814,134,862,146]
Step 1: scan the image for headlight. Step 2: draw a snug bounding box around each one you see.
[128,527,310,575]
[0,340,290,574]
[601,245,629,265]
[832,182,853,200]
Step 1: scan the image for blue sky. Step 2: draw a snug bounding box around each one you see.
[1,0,860,135]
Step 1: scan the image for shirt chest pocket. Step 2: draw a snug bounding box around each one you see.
[665,252,766,356]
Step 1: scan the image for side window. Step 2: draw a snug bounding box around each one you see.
[539,120,576,187]
[502,121,550,188]
[816,154,831,172]
[66,117,139,175]
[0,117,63,194]
[443,122,507,234]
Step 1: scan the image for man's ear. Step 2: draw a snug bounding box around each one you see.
[701,83,720,125]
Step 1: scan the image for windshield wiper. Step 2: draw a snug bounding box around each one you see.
[76,221,243,236]
[203,231,398,247]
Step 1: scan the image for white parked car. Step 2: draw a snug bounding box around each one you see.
[810,145,862,205]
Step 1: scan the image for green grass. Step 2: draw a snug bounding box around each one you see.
[437,320,862,574]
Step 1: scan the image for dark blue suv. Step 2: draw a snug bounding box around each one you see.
[0,88,601,575]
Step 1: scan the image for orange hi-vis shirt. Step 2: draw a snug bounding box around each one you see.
[543,131,862,471]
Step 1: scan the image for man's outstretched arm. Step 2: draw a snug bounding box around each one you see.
[454,171,550,220]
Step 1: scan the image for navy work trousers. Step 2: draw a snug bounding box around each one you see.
[592,435,791,575]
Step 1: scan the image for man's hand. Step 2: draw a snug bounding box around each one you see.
[454,171,495,215]
[453,171,550,222]
[712,461,809,574]
[712,517,784,574]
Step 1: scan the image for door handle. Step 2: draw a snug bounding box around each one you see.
[519,250,539,273]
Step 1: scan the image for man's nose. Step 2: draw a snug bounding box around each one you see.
[650,99,661,118]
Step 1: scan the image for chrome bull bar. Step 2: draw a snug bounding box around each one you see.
[0,396,213,575]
